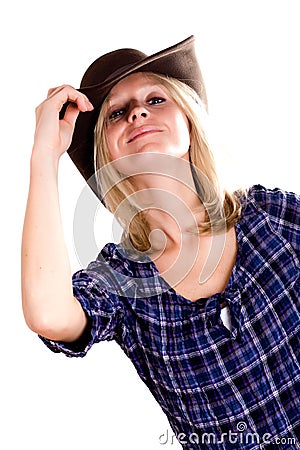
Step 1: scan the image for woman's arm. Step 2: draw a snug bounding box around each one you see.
[21,86,94,342]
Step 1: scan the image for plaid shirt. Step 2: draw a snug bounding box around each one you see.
[40,185,300,449]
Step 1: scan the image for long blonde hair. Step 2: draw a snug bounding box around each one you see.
[94,72,242,252]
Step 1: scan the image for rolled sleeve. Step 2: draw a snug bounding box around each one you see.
[39,269,125,358]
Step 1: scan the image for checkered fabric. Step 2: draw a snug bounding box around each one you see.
[40,185,300,449]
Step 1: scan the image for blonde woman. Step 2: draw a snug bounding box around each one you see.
[21,36,300,449]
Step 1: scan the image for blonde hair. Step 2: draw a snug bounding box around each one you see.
[94,72,242,252]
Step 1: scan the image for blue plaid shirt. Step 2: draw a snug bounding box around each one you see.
[40,185,300,449]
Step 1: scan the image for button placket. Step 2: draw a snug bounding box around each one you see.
[204,291,243,342]
[225,289,243,341]
[205,297,219,330]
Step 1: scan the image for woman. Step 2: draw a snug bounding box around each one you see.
[21,36,300,449]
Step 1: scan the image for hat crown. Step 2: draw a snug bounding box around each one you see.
[81,48,147,88]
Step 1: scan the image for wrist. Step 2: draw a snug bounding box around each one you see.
[30,147,60,177]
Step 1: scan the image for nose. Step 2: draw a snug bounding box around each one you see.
[128,103,148,122]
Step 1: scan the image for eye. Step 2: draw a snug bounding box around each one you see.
[108,108,126,121]
[148,97,166,105]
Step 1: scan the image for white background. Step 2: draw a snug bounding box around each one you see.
[1,1,299,449]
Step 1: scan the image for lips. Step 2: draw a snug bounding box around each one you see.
[127,126,161,143]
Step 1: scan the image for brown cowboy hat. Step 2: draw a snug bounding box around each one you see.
[66,35,207,195]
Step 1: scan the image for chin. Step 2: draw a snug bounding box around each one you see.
[109,151,190,178]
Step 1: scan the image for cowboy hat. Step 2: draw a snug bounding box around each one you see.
[65,35,207,194]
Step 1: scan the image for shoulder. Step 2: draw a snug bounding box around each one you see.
[82,242,135,274]
[247,184,299,208]
[79,242,155,293]
[238,184,300,252]
[98,242,151,276]
[242,184,300,223]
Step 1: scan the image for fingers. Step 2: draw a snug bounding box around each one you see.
[33,85,94,159]
[44,85,94,113]
[63,102,82,128]
[47,87,58,97]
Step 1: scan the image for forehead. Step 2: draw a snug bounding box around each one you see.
[108,72,165,100]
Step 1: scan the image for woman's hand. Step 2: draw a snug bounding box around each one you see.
[33,85,93,160]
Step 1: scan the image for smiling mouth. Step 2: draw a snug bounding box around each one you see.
[127,128,161,143]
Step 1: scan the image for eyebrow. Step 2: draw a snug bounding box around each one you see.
[108,82,165,102]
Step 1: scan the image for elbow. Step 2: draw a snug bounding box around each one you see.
[22,293,87,342]
[22,298,68,341]
[23,308,58,340]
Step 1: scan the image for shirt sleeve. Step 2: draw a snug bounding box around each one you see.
[38,263,126,358]
[249,184,300,258]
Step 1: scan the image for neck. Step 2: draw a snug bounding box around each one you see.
[128,155,206,248]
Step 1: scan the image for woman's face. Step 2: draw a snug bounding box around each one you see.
[105,73,190,162]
